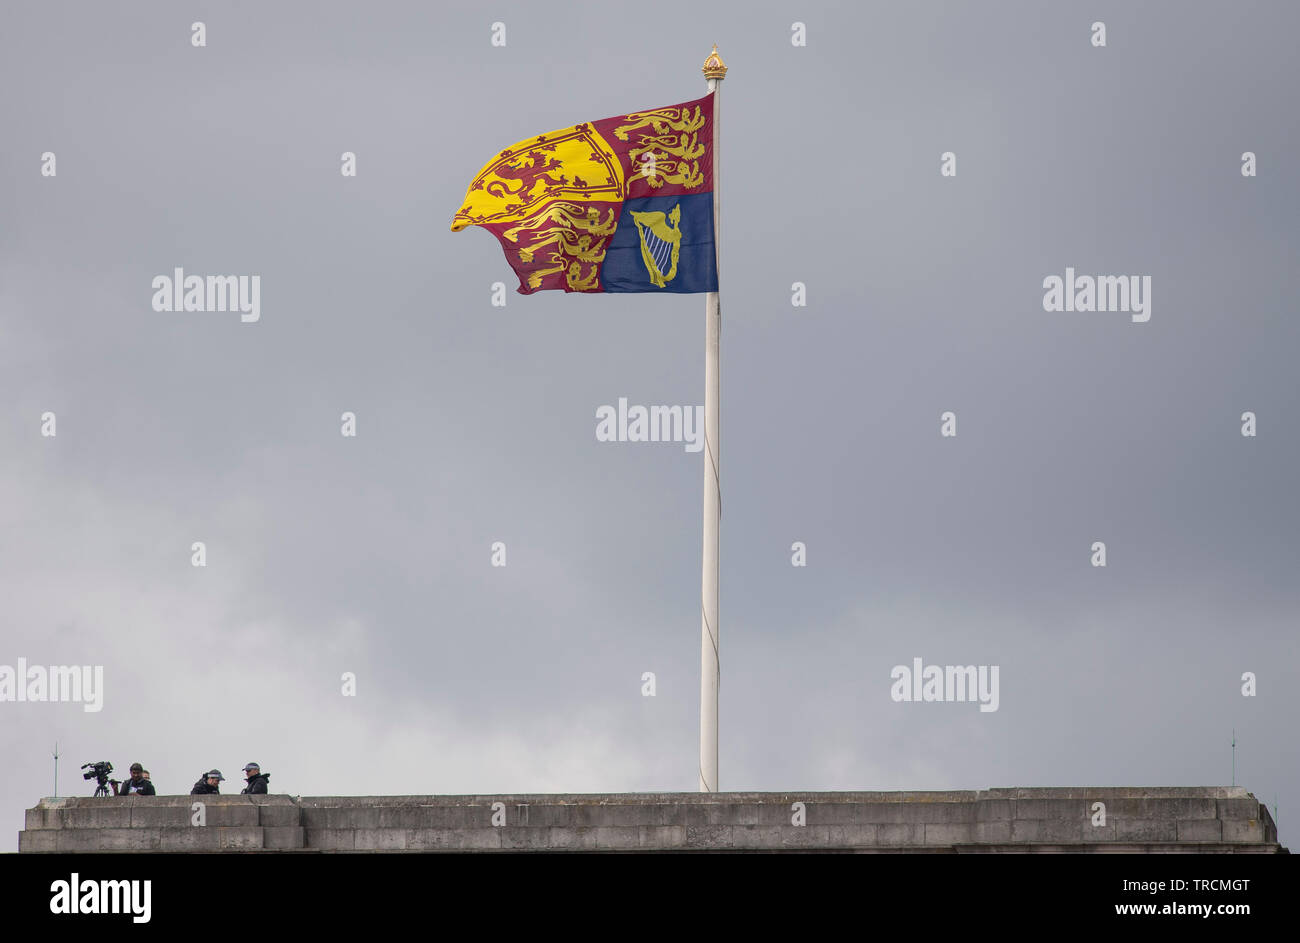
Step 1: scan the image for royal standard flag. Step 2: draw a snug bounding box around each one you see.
[451,94,717,295]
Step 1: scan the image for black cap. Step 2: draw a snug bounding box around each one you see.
[129,763,143,772]
[206,770,225,781]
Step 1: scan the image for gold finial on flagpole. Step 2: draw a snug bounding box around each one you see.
[702,44,727,79]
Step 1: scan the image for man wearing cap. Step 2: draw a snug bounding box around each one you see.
[241,763,270,795]
[190,770,225,795]
[116,762,156,796]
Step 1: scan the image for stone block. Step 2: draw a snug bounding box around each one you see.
[636,825,684,848]
[1010,818,1084,843]
[543,827,600,851]
[1010,799,1092,821]
[770,825,834,849]
[59,805,135,829]
[973,799,1013,822]
[804,802,865,826]
[379,804,496,830]
[546,802,676,828]
[129,804,202,828]
[1176,819,1222,842]
[852,803,916,825]
[757,801,813,826]
[404,827,502,851]
[1216,798,1262,820]
[973,821,1012,843]
[876,823,922,845]
[263,827,305,850]
[828,824,877,847]
[720,826,770,849]
[856,802,972,825]
[308,828,357,851]
[62,827,162,851]
[308,807,380,829]
[495,827,557,851]
[1221,819,1264,843]
[684,824,731,849]
[354,829,408,851]
[25,808,55,830]
[683,803,742,826]
[924,823,974,845]
[1081,822,1117,842]
[1115,819,1177,842]
[257,804,302,828]
[18,830,57,852]
[157,826,261,851]
[592,826,645,850]
[1106,798,1217,820]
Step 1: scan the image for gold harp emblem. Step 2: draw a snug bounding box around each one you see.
[631,204,682,288]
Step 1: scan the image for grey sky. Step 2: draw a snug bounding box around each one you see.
[2,0,1297,851]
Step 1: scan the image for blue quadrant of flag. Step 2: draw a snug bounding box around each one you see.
[600,193,718,294]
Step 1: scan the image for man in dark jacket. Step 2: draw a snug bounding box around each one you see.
[190,770,224,795]
[116,762,156,796]
[241,763,270,794]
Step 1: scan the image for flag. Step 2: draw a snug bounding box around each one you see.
[451,94,717,295]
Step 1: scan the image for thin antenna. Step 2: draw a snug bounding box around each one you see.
[52,742,60,799]
[1231,729,1236,787]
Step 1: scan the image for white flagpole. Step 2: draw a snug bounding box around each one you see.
[700,45,726,793]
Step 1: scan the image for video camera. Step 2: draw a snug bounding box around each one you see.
[81,761,119,796]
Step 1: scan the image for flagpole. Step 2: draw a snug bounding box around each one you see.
[700,45,726,793]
